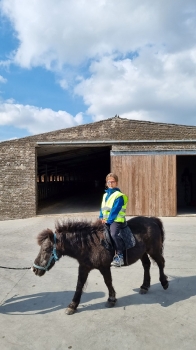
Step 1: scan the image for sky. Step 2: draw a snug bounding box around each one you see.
[0,0,196,142]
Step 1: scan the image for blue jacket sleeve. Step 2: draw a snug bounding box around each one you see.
[107,196,124,224]
[99,208,103,219]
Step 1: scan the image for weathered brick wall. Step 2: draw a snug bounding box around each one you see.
[0,140,36,220]
[1,116,196,220]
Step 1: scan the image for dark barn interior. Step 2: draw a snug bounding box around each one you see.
[36,145,111,214]
[177,155,196,215]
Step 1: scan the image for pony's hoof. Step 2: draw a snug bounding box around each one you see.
[105,301,116,308]
[140,286,149,294]
[65,307,75,315]
[162,281,169,290]
[105,298,117,308]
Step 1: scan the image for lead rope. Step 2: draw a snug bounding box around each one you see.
[0,266,31,270]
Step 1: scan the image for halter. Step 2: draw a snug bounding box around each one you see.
[33,233,59,271]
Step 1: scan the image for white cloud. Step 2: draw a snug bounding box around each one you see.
[1,0,196,68]
[0,100,82,134]
[58,79,68,90]
[0,0,196,128]
[75,49,196,126]
[0,75,7,83]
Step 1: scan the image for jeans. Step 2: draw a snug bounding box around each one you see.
[107,221,124,255]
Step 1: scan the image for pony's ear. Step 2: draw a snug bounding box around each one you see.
[37,228,54,245]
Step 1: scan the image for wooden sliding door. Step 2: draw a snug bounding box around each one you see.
[111,154,176,216]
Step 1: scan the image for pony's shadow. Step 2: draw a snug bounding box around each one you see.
[1,275,196,314]
[0,290,105,315]
[78,274,196,312]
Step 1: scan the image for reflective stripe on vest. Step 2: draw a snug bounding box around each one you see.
[101,191,128,223]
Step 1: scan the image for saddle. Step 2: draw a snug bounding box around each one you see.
[101,222,136,253]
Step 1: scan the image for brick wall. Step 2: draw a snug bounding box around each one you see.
[0,140,36,220]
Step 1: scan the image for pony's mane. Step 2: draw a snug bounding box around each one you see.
[55,219,104,246]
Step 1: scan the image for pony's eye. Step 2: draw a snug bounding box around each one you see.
[45,248,51,253]
[43,248,49,253]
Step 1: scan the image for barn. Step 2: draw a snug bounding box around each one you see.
[1,115,196,220]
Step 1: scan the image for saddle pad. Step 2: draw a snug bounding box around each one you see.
[101,226,114,253]
[118,225,136,250]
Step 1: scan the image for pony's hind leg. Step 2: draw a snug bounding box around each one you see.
[150,253,169,290]
[66,265,90,315]
[140,253,151,294]
[99,266,117,307]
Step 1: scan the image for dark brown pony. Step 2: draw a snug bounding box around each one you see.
[32,216,169,315]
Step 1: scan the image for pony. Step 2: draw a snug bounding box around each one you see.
[32,216,169,315]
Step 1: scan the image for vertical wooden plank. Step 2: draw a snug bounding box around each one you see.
[159,155,165,215]
[137,155,143,214]
[150,156,156,216]
[128,155,136,215]
[143,156,150,215]
[132,156,139,216]
[121,155,129,212]
[165,155,170,215]
[111,154,122,187]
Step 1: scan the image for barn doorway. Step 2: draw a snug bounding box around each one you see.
[36,145,111,215]
[177,155,196,215]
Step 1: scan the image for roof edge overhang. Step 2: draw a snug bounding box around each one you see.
[37,140,196,145]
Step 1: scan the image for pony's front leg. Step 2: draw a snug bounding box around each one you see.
[66,265,90,315]
[99,266,117,308]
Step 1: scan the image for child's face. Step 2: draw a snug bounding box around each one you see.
[106,177,117,189]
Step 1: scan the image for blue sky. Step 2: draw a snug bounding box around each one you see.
[0,0,196,141]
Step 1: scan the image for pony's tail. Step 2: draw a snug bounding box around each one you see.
[152,217,165,244]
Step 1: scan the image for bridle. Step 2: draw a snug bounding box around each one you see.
[33,233,59,271]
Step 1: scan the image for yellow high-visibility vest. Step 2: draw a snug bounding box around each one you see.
[101,191,128,223]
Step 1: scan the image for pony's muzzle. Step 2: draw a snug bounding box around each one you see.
[31,265,45,276]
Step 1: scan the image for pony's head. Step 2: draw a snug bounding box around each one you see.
[32,228,59,276]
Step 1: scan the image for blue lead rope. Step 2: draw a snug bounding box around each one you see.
[33,233,59,271]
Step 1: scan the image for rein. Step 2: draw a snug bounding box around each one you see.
[33,233,59,271]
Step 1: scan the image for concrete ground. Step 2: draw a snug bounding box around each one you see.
[0,205,196,350]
